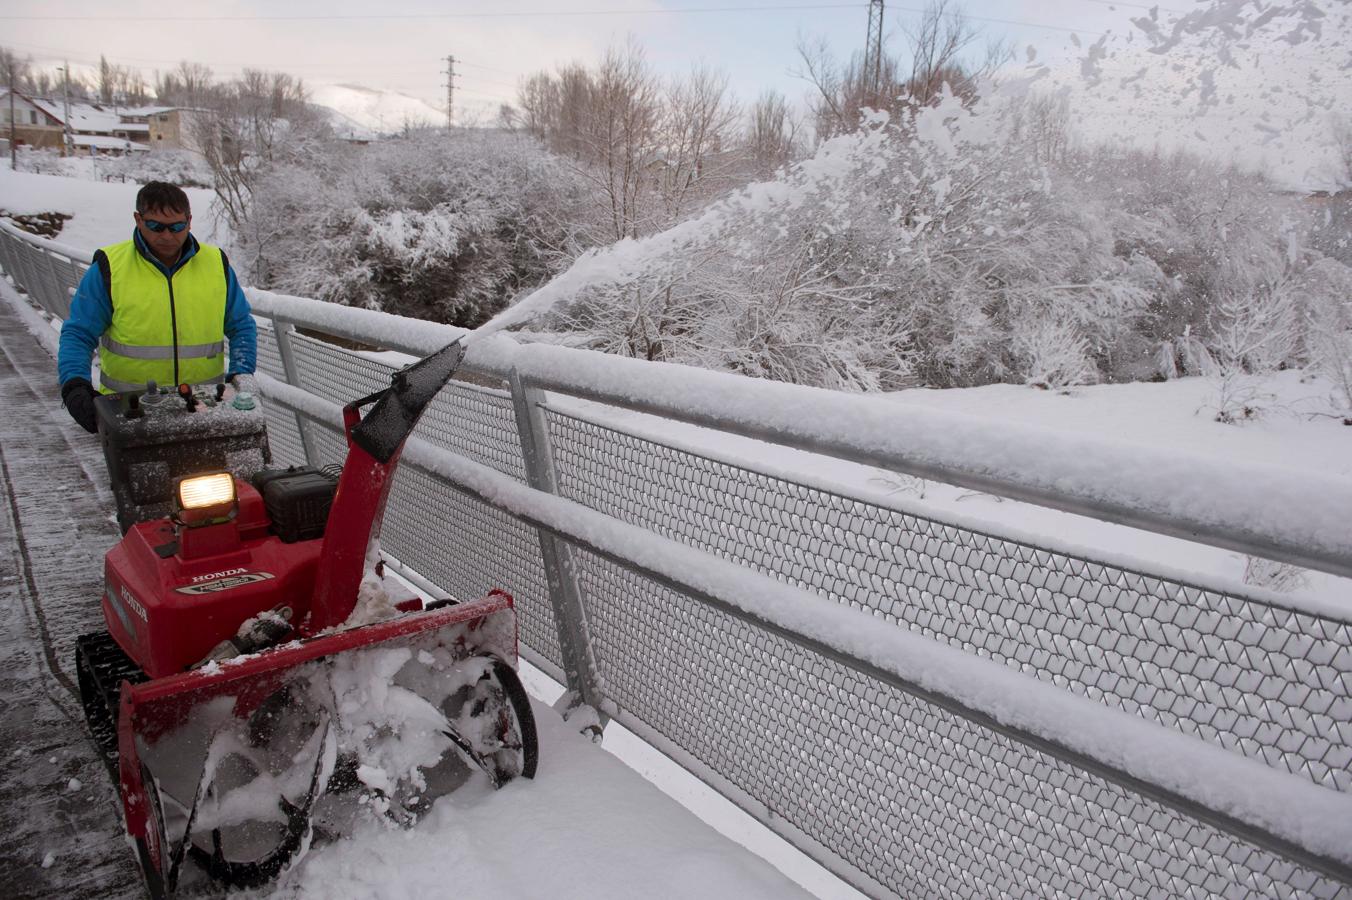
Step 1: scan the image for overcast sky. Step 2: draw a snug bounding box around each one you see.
[3,0,1349,187]
[0,0,1173,112]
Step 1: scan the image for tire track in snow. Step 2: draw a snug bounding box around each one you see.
[0,441,80,708]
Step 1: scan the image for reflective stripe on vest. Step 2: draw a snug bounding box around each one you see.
[97,239,228,394]
[100,335,224,360]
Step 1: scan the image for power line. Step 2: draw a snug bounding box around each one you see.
[462,75,521,91]
[5,7,1134,51]
[10,43,521,88]
[3,4,867,22]
[456,60,518,76]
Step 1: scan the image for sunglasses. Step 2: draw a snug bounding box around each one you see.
[143,218,189,233]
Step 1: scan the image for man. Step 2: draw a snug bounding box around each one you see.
[57,181,257,433]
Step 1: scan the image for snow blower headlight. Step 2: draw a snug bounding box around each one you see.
[174,472,237,526]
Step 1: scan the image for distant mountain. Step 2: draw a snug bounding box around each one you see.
[308,83,444,137]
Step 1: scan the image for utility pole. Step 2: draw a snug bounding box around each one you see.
[7,58,15,171]
[442,54,456,130]
[863,0,885,103]
[62,63,73,158]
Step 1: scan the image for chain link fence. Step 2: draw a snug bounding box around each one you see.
[3,221,1349,898]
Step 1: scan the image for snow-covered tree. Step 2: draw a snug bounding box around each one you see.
[514,42,746,244]
[1295,257,1352,420]
[237,130,589,327]
[190,69,330,232]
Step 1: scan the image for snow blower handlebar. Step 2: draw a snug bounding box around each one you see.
[303,339,468,634]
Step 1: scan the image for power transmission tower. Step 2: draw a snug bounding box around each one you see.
[863,0,885,101]
[442,54,456,130]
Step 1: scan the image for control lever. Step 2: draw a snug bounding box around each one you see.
[141,380,165,407]
[177,383,198,411]
[215,383,227,402]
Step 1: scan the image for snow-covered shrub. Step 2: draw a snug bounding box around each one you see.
[548,88,1164,391]
[238,130,589,326]
[1154,326,1217,381]
[1296,257,1352,419]
[16,147,72,176]
[100,150,213,188]
[545,112,914,389]
[1203,281,1301,423]
[1010,319,1097,390]
[1071,145,1304,382]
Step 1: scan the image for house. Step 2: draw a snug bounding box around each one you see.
[0,89,66,151]
[146,108,206,150]
[29,97,151,155]
[0,90,157,156]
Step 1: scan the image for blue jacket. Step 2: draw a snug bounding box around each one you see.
[58,230,257,386]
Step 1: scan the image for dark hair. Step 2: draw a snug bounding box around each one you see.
[135,182,191,217]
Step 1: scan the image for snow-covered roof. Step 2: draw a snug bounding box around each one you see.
[29,98,129,134]
[0,89,61,124]
[118,105,175,116]
[70,133,148,151]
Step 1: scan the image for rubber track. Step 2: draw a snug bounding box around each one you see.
[76,632,148,772]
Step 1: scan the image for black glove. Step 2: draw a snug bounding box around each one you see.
[61,378,98,434]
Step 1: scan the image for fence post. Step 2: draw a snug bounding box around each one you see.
[272,317,319,467]
[0,231,16,283]
[40,247,66,317]
[509,367,607,733]
[12,234,38,297]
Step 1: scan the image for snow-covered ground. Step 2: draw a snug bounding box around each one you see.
[0,167,228,253]
[269,699,810,899]
[308,84,446,137]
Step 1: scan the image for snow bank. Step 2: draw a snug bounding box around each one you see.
[275,694,810,900]
[0,168,225,251]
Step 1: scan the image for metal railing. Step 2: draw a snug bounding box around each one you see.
[4,219,1350,899]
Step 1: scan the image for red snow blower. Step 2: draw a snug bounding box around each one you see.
[75,340,538,898]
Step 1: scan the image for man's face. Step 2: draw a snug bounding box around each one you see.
[135,206,191,264]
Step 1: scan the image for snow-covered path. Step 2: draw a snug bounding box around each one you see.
[0,295,141,898]
[0,282,814,899]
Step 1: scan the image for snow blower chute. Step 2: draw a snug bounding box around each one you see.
[75,340,538,897]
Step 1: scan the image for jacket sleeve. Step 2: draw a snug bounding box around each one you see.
[58,257,112,386]
[222,260,257,376]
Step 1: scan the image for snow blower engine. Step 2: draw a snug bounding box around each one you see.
[75,342,538,898]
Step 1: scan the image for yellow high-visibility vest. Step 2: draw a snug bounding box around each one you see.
[97,239,227,394]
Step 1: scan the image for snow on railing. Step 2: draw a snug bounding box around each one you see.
[252,286,1352,583]
[4,220,1351,898]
